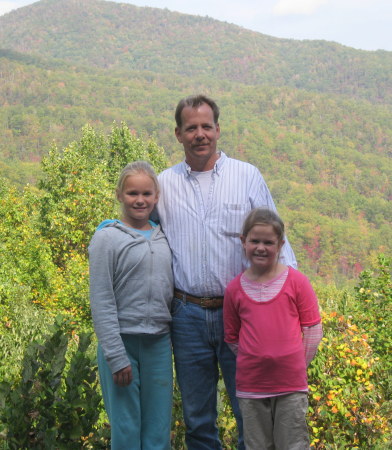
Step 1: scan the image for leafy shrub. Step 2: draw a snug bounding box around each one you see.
[308,311,390,448]
[0,316,104,449]
[35,252,92,329]
[0,294,52,384]
[352,254,391,371]
[0,179,56,307]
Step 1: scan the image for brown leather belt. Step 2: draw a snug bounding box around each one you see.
[174,289,223,309]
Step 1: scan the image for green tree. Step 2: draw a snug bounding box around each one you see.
[0,178,55,306]
[38,123,168,267]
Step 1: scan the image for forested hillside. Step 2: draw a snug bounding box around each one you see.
[0,0,391,282]
[1,0,391,103]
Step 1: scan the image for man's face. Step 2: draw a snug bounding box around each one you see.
[175,103,220,171]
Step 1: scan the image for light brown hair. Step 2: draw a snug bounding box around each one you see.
[241,208,285,242]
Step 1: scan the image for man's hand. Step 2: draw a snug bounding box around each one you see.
[113,365,132,386]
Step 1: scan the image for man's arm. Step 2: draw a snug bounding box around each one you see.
[248,166,298,268]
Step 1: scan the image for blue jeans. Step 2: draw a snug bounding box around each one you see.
[171,297,244,450]
[98,333,172,450]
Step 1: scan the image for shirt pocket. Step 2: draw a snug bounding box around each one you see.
[219,203,250,236]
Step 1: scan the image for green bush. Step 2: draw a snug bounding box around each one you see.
[0,316,105,449]
[0,294,52,384]
[352,254,391,371]
[307,311,389,448]
[36,252,92,329]
[0,180,56,307]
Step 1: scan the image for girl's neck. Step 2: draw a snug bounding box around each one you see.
[245,262,287,284]
[120,218,152,231]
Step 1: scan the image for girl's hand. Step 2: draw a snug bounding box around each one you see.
[113,365,132,386]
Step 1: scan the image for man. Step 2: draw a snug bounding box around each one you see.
[157,95,297,449]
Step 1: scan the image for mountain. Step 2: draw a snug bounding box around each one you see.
[1,0,391,104]
[0,0,391,282]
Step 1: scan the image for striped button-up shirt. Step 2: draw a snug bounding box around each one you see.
[157,152,297,297]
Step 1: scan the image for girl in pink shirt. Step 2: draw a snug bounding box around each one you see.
[223,208,322,450]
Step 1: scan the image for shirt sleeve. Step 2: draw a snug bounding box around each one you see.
[302,323,323,366]
[294,272,322,327]
[248,166,297,269]
[223,280,241,345]
[88,230,130,374]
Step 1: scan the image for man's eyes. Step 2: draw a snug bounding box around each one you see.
[186,125,212,131]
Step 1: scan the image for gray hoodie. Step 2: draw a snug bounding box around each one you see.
[88,221,173,374]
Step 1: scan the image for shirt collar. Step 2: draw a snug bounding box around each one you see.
[184,151,226,176]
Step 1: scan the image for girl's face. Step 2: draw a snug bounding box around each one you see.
[241,224,284,272]
[116,173,159,229]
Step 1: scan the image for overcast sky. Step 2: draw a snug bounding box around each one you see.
[1,0,391,51]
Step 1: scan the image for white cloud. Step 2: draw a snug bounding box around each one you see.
[0,1,17,15]
[273,0,328,15]
[0,0,33,16]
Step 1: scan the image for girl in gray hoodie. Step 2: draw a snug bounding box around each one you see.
[89,161,173,450]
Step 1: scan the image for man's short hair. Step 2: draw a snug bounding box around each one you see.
[175,95,220,128]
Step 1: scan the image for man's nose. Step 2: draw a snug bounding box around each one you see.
[195,127,204,138]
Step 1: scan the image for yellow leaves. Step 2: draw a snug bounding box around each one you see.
[327,391,336,400]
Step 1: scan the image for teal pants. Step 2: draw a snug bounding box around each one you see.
[98,333,173,450]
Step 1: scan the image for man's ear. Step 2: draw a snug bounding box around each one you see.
[175,127,182,143]
[216,122,221,139]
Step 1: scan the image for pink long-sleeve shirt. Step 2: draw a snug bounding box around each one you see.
[223,267,321,393]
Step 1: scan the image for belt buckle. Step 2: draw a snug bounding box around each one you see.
[200,296,209,308]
